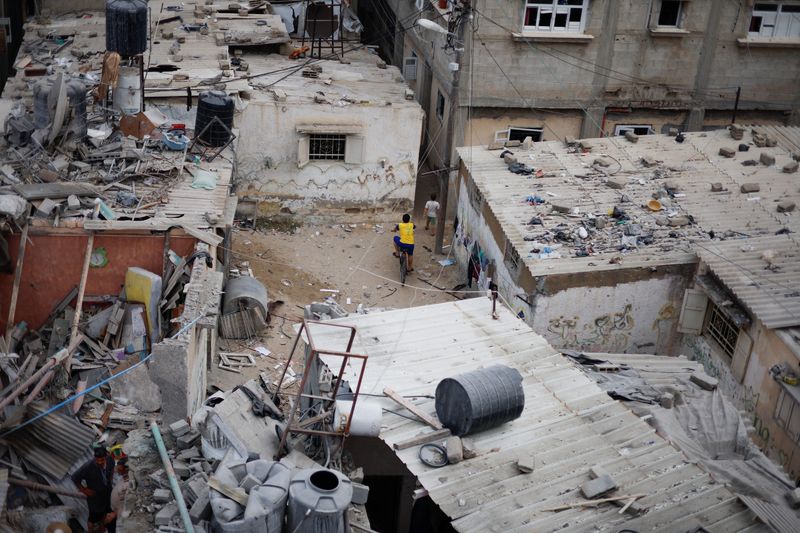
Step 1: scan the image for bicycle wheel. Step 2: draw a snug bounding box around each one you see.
[399,253,407,285]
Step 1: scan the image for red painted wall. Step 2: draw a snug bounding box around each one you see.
[0,231,196,331]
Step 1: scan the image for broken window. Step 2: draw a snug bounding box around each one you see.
[614,124,655,136]
[657,0,684,27]
[524,0,589,33]
[508,127,543,142]
[309,134,347,161]
[704,303,740,359]
[749,2,800,38]
[503,239,521,275]
[436,90,446,122]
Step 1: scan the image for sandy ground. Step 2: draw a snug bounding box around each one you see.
[208,215,467,392]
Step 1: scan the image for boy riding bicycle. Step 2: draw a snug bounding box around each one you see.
[392,213,415,272]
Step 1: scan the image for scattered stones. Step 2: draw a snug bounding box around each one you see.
[668,216,690,227]
[581,474,617,499]
[593,157,612,168]
[551,203,573,214]
[710,183,723,192]
[690,372,718,391]
[718,147,735,158]
[153,488,172,503]
[759,152,776,166]
[155,502,179,526]
[777,200,796,213]
[624,131,639,143]
[640,156,657,167]
[446,436,463,464]
[605,178,625,190]
[740,183,760,193]
[738,144,749,152]
[783,161,799,174]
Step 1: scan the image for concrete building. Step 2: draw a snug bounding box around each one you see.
[368,0,800,179]
[453,124,800,478]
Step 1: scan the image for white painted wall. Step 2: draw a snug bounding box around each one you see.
[236,95,423,208]
[455,179,687,354]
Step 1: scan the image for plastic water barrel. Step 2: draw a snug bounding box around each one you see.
[114,67,141,115]
[435,365,525,436]
[195,91,235,147]
[106,0,148,57]
[222,277,269,317]
[333,400,382,437]
[287,468,352,533]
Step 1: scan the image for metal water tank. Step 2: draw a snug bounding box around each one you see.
[222,277,269,317]
[106,0,148,57]
[195,91,235,146]
[113,66,142,115]
[435,365,525,436]
[287,468,352,533]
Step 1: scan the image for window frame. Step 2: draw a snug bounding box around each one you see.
[523,0,590,34]
[657,0,684,28]
[435,90,446,122]
[614,124,655,136]
[503,238,522,275]
[308,133,347,161]
[508,127,544,142]
[748,2,800,38]
[774,386,800,443]
[703,302,741,359]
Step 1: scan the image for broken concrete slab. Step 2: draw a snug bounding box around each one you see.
[593,157,612,168]
[155,502,179,526]
[169,419,190,437]
[786,487,800,509]
[110,362,162,412]
[0,195,28,219]
[777,200,796,213]
[624,131,638,143]
[640,156,657,167]
[719,147,735,158]
[173,460,190,479]
[783,161,799,174]
[190,490,212,524]
[153,488,172,503]
[350,482,370,505]
[581,474,617,499]
[690,373,718,391]
[516,455,535,474]
[589,465,610,479]
[667,216,690,227]
[759,152,776,166]
[177,431,200,450]
[740,183,760,193]
[605,178,625,190]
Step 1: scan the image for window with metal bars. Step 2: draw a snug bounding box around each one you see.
[705,303,740,358]
[309,134,347,160]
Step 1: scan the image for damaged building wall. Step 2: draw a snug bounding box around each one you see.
[0,230,196,331]
[683,318,800,481]
[236,94,424,211]
[149,252,222,424]
[454,166,691,354]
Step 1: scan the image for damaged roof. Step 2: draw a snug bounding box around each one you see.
[456,126,800,278]
[696,234,800,329]
[311,299,768,532]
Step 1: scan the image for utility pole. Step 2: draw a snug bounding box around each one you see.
[435,1,470,255]
[731,86,741,124]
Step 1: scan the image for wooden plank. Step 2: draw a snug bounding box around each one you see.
[392,428,451,451]
[13,182,97,200]
[542,494,646,512]
[5,222,29,343]
[208,477,248,506]
[180,224,223,246]
[383,387,443,430]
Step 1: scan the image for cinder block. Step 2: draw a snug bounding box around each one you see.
[446,436,463,464]
[351,482,370,505]
[690,372,718,391]
[719,147,735,158]
[740,183,760,193]
[177,430,200,450]
[189,491,212,524]
[177,447,201,462]
[516,455,535,474]
[153,488,172,503]
[589,465,610,479]
[238,474,260,492]
[777,200,796,213]
[581,474,617,499]
[155,502,179,526]
[783,161,799,174]
[169,419,190,437]
[173,460,190,479]
[759,152,776,166]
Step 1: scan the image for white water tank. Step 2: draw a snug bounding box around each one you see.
[114,67,141,115]
[333,400,381,437]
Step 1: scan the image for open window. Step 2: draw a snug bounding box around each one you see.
[657,0,685,27]
[614,124,655,136]
[435,90,446,122]
[503,239,521,276]
[524,0,589,33]
[749,2,800,38]
[296,125,364,168]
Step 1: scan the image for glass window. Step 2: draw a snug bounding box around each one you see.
[524,0,589,32]
[749,2,800,38]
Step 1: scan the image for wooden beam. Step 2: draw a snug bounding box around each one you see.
[5,222,29,343]
[392,428,451,451]
[542,494,646,512]
[383,387,443,430]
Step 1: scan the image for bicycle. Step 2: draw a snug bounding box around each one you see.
[399,249,409,286]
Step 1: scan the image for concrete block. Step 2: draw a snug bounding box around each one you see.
[581,474,617,499]
[690,372,718,391]
[711,183,723,192]
[783,161,799,173]
[589,465,610,479]
[593,157,612,167]
[67,194,81,210]
[155,502,179,526]
[487,142,505,151]
[169,419,190,437]
[640,156,657,167]
[624,131,639,143]
[351,482,370,505]
[759,152,776,166]
[505,140,521,147]
[551,203,573,214]
[462,438,479,460]
[777,200,796,213]
[785,488,800,509]
[729,124,744,140]
[348,467,364,483]
[189,491,211,524]
[177,431,200,450]
[35,198,59,218]
[173,460,190,479]
[153,488,172,503]
[605,178,625,190]
[177,447,201,462]
[740,183,760,193]
[238,473,260,492]
[660,392,674,409]
[516,455,535,474]
[446,436,463,464]
[719,147,735,158]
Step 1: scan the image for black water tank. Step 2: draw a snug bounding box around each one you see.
[195,91,235,147]
[106,0,148,57]
[435,365,525,436]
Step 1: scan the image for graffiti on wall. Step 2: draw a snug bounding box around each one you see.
[651,303,678,352]
[547,304,635,352]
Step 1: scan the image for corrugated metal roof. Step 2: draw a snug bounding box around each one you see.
[312,299,766,532]
[696,235,800,329]
[456,127,800,277]
[7,403,96,480]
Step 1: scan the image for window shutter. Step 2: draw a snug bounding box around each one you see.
[677,289,708,334]
[344,135,364,164]
[731,329,753,383]
[298,135,309,168]
[403,57,417,81]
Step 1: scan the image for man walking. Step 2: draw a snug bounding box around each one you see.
[72,443,117,533]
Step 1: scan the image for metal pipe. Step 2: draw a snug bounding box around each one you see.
[0,350,65,411]
[9,477,86,499]
[150,421,195,533]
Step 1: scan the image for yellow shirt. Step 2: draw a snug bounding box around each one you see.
[398,222,414,244]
